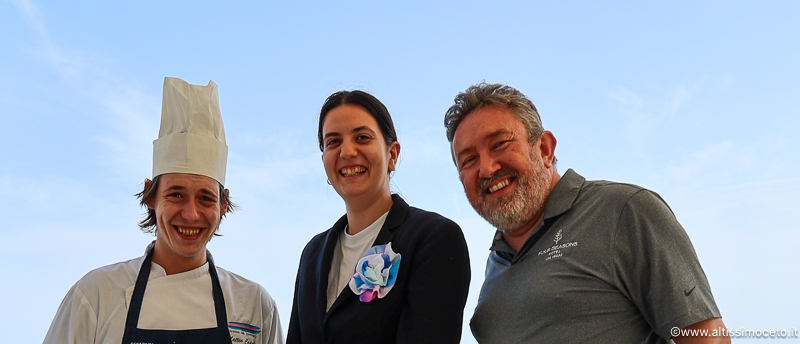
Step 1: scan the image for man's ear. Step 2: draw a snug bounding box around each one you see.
[221,189,230,215]
[144,179,155,210]
[538,131,557,168]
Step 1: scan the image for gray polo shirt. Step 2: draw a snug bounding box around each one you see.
[470,169,721,344]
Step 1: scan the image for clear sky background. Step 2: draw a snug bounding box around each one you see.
[2,1,798,343]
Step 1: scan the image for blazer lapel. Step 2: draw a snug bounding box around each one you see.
[323,194,410,323]
[317,214,348,326]
[372,194,408,245]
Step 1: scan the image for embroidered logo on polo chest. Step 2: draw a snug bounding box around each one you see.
[537,229,579,261]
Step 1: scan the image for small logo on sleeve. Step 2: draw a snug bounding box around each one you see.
[228,322,261,334]
[684,286,696,296]
[229,322,260,344]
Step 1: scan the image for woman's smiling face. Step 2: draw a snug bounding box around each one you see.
[321,104,399,203]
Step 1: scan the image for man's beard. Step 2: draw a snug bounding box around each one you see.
[467,155,551,233]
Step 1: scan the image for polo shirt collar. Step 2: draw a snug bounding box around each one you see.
[489,169,585,253]
[543,168,584,220]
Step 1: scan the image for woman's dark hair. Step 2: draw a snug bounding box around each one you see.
[317,90,398,152]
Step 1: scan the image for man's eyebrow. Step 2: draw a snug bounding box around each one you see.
[454,146,471,161]
[198,188,219,198]
[485,129,513,141]
[162,185,186,193]
[454,129,513,159]
[162,185,218,198]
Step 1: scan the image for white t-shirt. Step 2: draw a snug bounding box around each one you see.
[43,248,283,344]
[326,211,389,310]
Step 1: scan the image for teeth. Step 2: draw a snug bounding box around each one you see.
[488,179,510,194]
[177,227,201,236]
[340,167,366,177]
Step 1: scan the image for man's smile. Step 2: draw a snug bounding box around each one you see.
[478,171,518,197]
[487,178,511,194]
[175,226,204,237]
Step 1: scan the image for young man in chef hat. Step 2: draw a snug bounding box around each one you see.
[44,77,283,344]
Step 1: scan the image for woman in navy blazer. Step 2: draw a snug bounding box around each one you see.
[287,90,470,344]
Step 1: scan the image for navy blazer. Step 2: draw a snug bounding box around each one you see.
[287,194,471,344]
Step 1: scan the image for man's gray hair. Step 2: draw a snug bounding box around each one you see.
[444,82,551,164]
[444,82,543,143]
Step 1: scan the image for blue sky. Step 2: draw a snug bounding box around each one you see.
[2,1,798,342]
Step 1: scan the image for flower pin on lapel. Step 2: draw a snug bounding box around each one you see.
[349,242,402,302]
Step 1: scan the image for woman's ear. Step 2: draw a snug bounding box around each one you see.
[388,141,401,172]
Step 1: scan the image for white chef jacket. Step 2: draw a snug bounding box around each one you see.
[43,247,283,344]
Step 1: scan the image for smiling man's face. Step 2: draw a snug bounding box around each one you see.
[147,173,226,274]
[452,105,552,233]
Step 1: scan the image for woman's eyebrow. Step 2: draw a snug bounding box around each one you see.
[351,126,376,134]
[323,132,341,140]
[324,126,376,139]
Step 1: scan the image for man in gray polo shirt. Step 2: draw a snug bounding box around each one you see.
[444,82,728,343]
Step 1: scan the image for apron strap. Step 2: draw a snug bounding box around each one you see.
[124,247,155,330]
[124,246,230,330]
[206,253,229,328]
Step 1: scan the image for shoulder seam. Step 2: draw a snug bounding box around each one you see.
[609,188,650,293]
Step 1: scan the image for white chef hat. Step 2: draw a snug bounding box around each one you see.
[152,77,228,185]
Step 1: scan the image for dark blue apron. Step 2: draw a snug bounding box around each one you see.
[121,248,233,344]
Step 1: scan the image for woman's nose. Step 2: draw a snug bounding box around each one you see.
[340,140,357,158]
